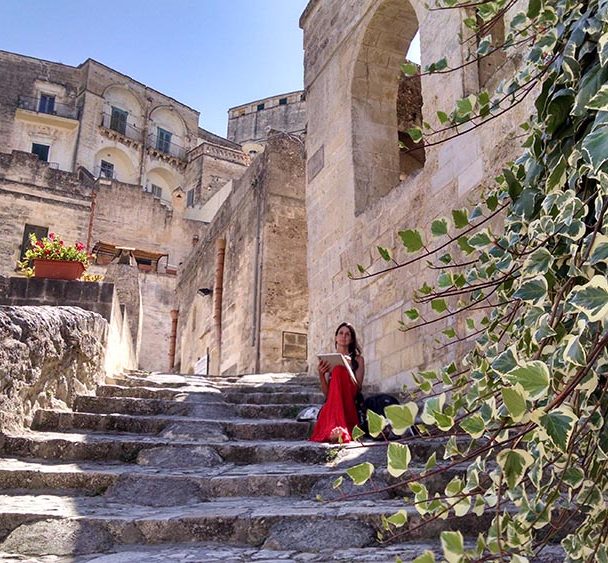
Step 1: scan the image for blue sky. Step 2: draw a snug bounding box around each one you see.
[0,0,310,136]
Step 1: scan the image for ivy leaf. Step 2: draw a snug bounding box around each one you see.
[501,385,527,422]
[513,276,548,305]
[527,0,541,18]
[456,97,474,117]
[492,346,518,374]
[506,361,550,401]
[367,410,387,438]
[496,449,534,489]
[437,111,449,124]
[568,275,608,322]
[400,61,418,76]
[431,298,448,313]
[346,462,374,485]
[582,126,608,173]
[404,308,420,320]
[408,127,423,143]
[563,335,587,366]
[377,246,392,261]
[441,530,465,563]
[351,425,365,441]
[386,509,408,528]
[589,234,608,265]
[387,442,411,477]
[468,232,492,247]
[459,414,485,439]
[539,407,578,451]
[431,218,448,237]
[399,229,424,252]
[585,84,608,111]
[452,209,469,229]
[413,552,436,563]
[385,403,418,435]
[522,247,553,275]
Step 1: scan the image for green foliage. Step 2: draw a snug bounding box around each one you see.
[18,232,92,277]
[349,0,608,559]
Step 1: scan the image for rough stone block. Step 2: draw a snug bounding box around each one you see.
[8,277,27,298]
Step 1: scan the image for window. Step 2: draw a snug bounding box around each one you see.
[100,160,114,179]
[31,143,50,162]
[279,98,288,106]
[186,188,195,207]
[110,107,128,135]
[156,128,172,153]
[150,184,163,198]
[20,224,48,262]
[38,94,55,114]
[257,103,265,111]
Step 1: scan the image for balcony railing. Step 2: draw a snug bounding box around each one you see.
[147,133,186,161]
[17,95,79,120]
[92,165,117,180]
[100,113,143,143]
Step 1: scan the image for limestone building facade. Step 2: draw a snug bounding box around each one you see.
[0,50,250,371]
[299,0,531,389]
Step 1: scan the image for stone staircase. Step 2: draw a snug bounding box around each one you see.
[0,371,563,562]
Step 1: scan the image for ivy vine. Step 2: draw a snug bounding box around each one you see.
[344,0,608,560]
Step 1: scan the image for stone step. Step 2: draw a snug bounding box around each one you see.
[33,410,311,441]
[74,396,310,419]
[0,432,337,465]
[0,494,495,555]
[0,542,568,563]
[223,391,324,405]
[96,385,225,401]
[0,454,469,502]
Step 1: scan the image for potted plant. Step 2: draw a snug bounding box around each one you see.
[19,233,92,280]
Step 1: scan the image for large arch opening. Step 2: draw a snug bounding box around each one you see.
[351,0,424,215]
[94,146,137,184]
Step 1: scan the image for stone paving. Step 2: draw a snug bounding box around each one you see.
[0,371,565,562]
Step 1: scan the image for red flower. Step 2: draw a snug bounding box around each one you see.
[75,242,85,251]
[48,233,55,240]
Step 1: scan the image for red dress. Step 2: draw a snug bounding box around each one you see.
[310,365,359,443]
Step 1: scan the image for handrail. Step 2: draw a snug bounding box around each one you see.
[147,132,186,160]
[100,112,143,143]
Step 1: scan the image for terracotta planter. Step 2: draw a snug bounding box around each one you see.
[33,259,85,280]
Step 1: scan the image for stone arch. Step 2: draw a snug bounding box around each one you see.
[102,85,144,128]
[145,166,178,202]
[351,0,424,215]
[150,106,187,138]
[94,146,137,183]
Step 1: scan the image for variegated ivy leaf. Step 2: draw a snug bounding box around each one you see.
[501,384,527,422]
[399,229,424,252]
[366,410,387,438]
[412,551,436,563]
[387,442,411,477]
[346,462,374,485]
[441,530,465,563]
[459,414,485,439]
[431,217,448,237]
[522,247,553,275]
[385,402,418,435]
[562,334,587,366]
[539,406,578,452]
[496,449,534,489]
[505,361,550,401]
[588,233,608,265]
[385,509,408,528]
[513,276,548,305]
[421,394,446,425]
[567,275,608,322]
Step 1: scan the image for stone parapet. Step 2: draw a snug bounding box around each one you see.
[0,276,115,321]
[0,305,107,432]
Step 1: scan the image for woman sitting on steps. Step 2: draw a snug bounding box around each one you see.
[310,322,365,443]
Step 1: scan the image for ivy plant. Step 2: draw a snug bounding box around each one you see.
[347,0,608,560]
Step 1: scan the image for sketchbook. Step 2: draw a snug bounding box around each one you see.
[317,353,358,385]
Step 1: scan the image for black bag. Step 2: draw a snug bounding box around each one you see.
[359,393,400,434]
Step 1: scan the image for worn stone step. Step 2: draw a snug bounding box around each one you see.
[0,494,494,554]
[223,391,324,405]
[96,385,225,401]
[0,432,337,465]
[33,410,311,441]
[0,458,342,499]
[74,396,310,420]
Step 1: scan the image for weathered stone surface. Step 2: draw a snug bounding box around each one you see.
[105,474,209,506]
[309,474,391,501]
[159,421,228,442]
[136,445,223,468]
[0,306,106,432]
[2,519,113,555]
[262,519,375,551]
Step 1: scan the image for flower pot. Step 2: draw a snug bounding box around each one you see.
[33,259,85,280]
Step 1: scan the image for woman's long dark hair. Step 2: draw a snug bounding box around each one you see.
[335,322,361,372]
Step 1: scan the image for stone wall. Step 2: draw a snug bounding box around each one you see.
[176,133,308,375]
[300,0,534,390]
[0,306,106,432]
[228,91,306,146]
